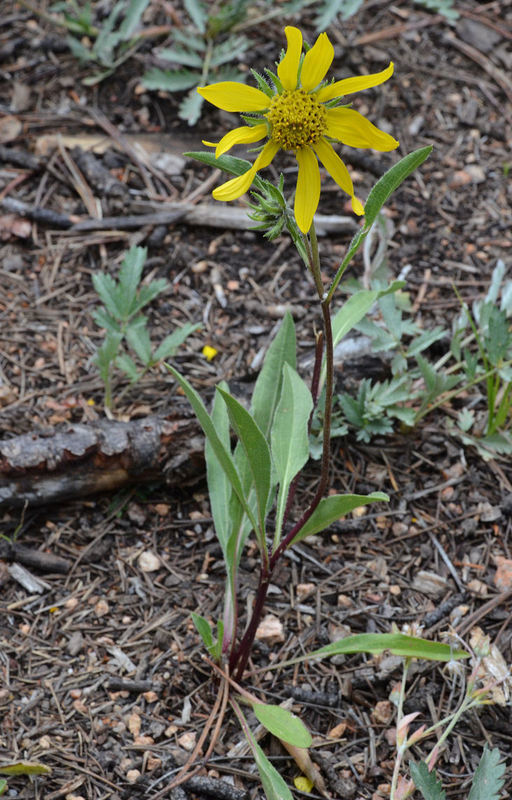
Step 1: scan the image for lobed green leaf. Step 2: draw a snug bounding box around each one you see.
[410,761,446,800]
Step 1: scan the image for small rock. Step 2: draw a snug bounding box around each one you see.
[138,550,161,572]
[126,769,141,783]
[371,700,393,725]
[178,731,197,751]
[477,501,501,522]
[494,556,512,591]
[128,712,141,737]
[412,570,449,597]
[255,613,284,645]
[94,598,109,617]
[296,583,315,601]
[465,164,486,184]
[466,578,488,596]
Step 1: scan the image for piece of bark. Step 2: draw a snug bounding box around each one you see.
[0,414,204,508]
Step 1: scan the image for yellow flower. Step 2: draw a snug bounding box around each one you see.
[198,26,399,234]
[202,344,218,361]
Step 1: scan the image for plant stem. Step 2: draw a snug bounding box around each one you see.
[390,659,410,800]
[230,222,336,679]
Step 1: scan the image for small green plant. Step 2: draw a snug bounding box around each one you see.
[389,627,508,799]
[92,245,198,411]
[48,0,151,85]
[142,0,316,125]
[142,0,251,126]
[450,260,512,457]
[412,0,459,22]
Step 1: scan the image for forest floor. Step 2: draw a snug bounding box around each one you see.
[0,1,512,799]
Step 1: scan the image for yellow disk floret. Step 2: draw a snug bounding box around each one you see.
[266,90,327,151]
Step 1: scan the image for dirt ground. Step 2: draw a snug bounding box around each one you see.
[1,1,512,798]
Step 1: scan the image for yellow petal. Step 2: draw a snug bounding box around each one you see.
[212,124,268,158]
[301,32,334,92]
[212,140,279,201]
[198,82,269,112]
[313,138,354,197]
[316,62,394,102]
[326,108,399,151]
[352,195,365,216]
[277,26,302,91]
[294,147,320,234]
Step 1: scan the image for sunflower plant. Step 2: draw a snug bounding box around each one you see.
[161,26,465,800]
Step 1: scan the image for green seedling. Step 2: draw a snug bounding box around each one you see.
[92,245,198,411]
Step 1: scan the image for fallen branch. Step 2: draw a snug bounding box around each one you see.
[0,414,204,508]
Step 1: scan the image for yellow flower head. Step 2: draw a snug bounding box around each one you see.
[198,26,399,234]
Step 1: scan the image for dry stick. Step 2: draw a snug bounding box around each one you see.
[444,31,512,105]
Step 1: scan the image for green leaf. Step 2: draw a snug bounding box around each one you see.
[0,778,6,796]
[321,281,404,389]
[191,612,214,650]
[142,68,201,92]
[306,633,468,663]
[206,382,234,554]
[179,88,204,125]
[315,0,364,29]
[0,761,51,776]
[166,366,259,534]
[125,318,152,364]
[253,744,294,800]
[115,352,140,382]
[271,364,313,543]
[185,151,267,192]
[252,704,312,748]
[184,0,207,32]
[217,388,272,541]
[153,322,199,361]
[210,35,248,67]
[291,492,388,543]
[365,146,432,229]
[94,331,123,382]
[92,307,120,333]
[233,704,294,800]
[92,272,123,319]
[130,280,167,317]
[118,0,150,39]
[410,761,446,800]
[158,46,204,68]
[118,245,147,316]
[173,29,207,52]
[252,311,296,438]
[468,746,506,800]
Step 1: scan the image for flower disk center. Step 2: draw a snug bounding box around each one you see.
[267,90,327,151]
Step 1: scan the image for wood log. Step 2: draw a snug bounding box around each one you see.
[0,414,204,508]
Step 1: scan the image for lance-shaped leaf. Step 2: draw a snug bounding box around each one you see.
[166,366,258,534]
[297,633,468,664]
[217,387,272,543]
[232,701,293,800]
[290,491,388,543]
[251,311,296,438]
[271,364,312,544]
[252,704,312,748]
[0,761,51,776]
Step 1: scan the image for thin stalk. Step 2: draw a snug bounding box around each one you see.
[230,223,336,679]
[389,659,410,800]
